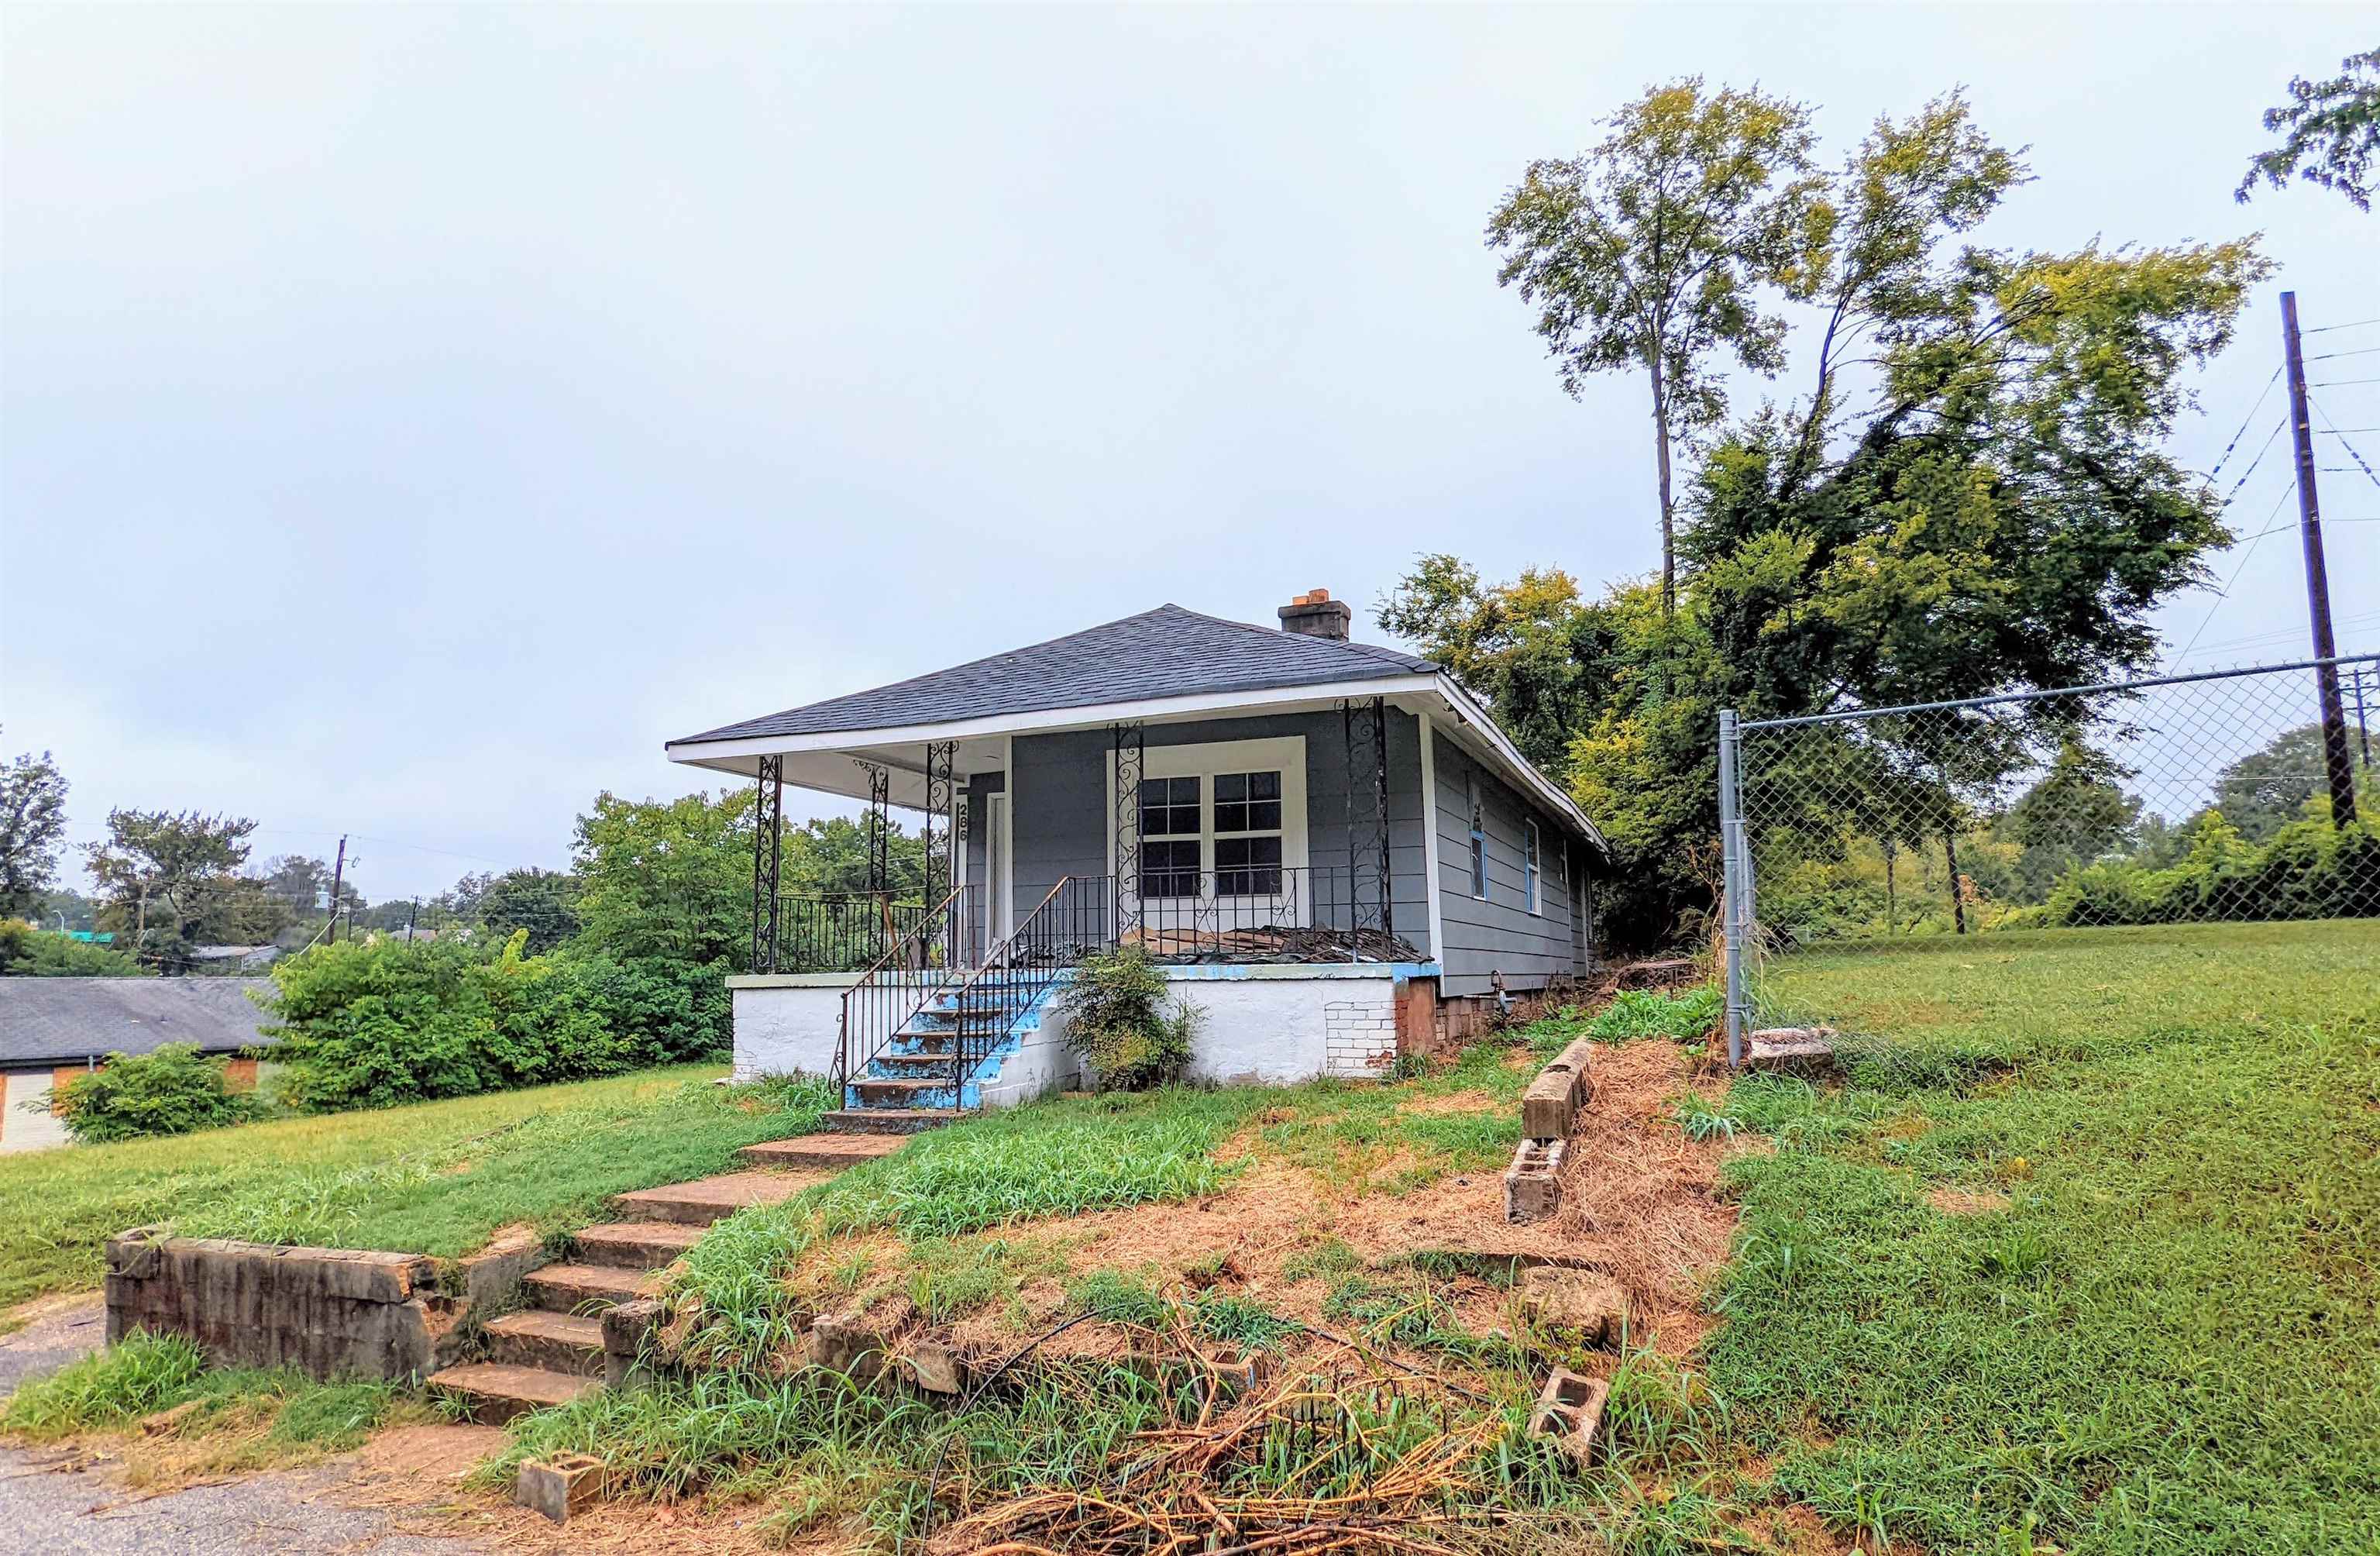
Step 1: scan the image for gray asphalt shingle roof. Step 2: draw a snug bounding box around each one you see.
[674,604,1439,745]
[0,979,277,1068]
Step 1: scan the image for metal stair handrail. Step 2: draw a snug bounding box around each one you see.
[834,880,972,1092]
[932,876,1107,1107]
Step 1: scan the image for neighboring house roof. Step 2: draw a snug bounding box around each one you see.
[0,978,277,1069]
[673,604,1438,745]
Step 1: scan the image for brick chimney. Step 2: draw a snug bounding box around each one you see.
[1277,587,1352,642]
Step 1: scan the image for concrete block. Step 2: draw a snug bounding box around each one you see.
[810,1312,886,1381]
[1503,1137,1566,1224]
[1518,1268,1625,1349]
[1529,1368,1609,1465]
[900,1339,967,1396]
[459,1227,550,1306]
[1748,1027,1838,1071]
[515,1452,605,1524]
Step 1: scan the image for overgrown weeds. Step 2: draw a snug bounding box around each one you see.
[2,1331,415,1480]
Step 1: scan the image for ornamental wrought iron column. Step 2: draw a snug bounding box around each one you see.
[748,754,783,975]
[1340,697,1392,947]
[921,740,956,961]
[854,760,892,959]
[1111,721,1144,947]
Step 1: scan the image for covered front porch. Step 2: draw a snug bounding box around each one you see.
[729,697,1429,981]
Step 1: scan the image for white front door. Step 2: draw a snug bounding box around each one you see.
[983,792,1010,953]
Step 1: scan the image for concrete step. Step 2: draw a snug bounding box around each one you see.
[738,1133,910,1171]
[483,1310,606,1377]
[823,1107,961,1135]
[573,1221,706,1270]
[873,1051,965,1071]
[890,1031,960,1050]
[427,1362,600,1425]
[849,1077,951,1105]
[523,1262,656,1313]
[612,1169,822,1226]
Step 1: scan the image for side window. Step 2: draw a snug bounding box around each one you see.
[1467,776,1487,899]
[1524,818,1542,915]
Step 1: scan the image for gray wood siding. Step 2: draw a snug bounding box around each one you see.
[1431,734,1580,997]
[1005,710,1432,956]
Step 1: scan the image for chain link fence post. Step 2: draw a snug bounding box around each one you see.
[1718,707,1747,1069]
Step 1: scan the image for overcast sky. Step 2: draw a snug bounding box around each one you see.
[4,4,2375,904]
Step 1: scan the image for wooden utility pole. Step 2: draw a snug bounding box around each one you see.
[327,835,348,944]
[2280,291,2359,828]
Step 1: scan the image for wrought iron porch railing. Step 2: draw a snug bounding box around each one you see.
[937,876,1111,1105]
[831,883,978,1091]
[1104,864,1419,963]
[776,888,988,974]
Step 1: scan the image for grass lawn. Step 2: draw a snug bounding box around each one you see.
[1711,919,2380,1553]
[0,1065,831,1310]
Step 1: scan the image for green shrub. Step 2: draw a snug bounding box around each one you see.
[1054,948,1202,1091]
[262,933,729,1112]
[2046,811,2380,928]
[0,918,149,976]
[50,1043,262,1143]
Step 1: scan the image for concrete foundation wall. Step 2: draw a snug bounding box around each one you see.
[728,965,1431,1096]
[105,1229,469,1382]
[1157,965,1416,1086]
[726,976,849,1080]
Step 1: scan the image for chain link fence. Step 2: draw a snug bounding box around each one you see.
[1718,653,2380,1064]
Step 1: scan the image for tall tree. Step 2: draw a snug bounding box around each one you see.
[84,810,261,970]
[1487,78,1823,615]
[2237,47,2379,211]
[476,866,581,955]
[0,738,70,918]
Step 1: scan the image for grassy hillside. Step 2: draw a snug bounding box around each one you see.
[0,1065,829,1309]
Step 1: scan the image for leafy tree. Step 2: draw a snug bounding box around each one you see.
[0,918,150,976]
[2237,48,2379,211]
[476,866,580,955]
[2208,722,2371,841]
[84,810,265,971]
[572,790,760,966]
[1398,95,2265,947]
[1487,78,1824,615]
[1376,556,1629,777]
[0,739,69,919]
[572,789,927,966]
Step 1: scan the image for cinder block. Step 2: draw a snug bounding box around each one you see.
[515,1452,606,1524]
[1503,1137,1565,1223]
[811,1312,886,1380]
[1518,1267,1625,1348]
[900,1340,967,1395]
[1529,1368,1609,1465]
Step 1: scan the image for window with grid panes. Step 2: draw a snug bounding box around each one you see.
[1213,770,1285,895]
[1137,776,1201,897]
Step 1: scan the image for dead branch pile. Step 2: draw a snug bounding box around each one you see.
[1120,925,1423,965]
[930,1358,1529,1556]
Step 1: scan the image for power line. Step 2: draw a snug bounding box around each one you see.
[2220,417,2289,499]
[2309,345,2380,362]
[2314,377,2380,387]
[2304,315,2380,335]
[2204,365,2283,480]
[2312,399,2380,494]
[2166,476,2297,670]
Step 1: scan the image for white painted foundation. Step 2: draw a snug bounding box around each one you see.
[727,963,1432,1096]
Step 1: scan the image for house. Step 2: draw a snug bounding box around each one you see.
[0,977,276,1152]
[664,590,1608,1128]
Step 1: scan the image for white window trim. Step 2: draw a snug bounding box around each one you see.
[1467,774,1488,900]
[1106,735,1309,913]
[1523,818,1543,916]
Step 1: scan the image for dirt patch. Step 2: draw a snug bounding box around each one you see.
[1394,1090,1503,1117]
[1928,1188,2010,1217]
